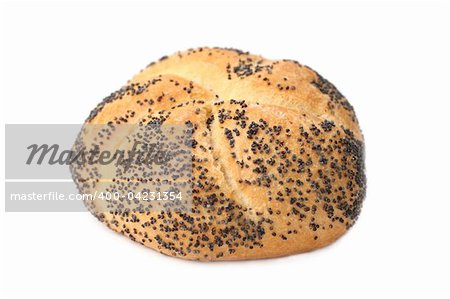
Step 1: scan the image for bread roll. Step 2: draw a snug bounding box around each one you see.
[71,47,366,261]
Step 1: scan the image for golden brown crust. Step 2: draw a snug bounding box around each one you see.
[72,47,366,261]
[133,47,361,139]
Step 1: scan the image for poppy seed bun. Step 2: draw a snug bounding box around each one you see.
[72,47,366,261]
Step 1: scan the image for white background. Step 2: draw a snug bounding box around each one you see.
[1,1,449,298]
